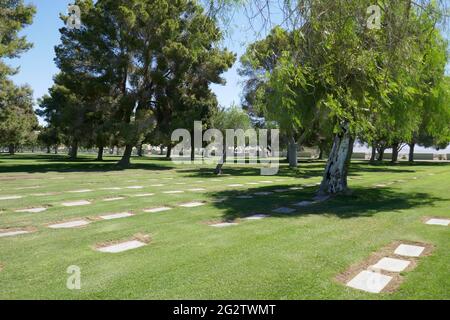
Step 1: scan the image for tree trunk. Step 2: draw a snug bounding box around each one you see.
[377,147,385,161]
[318,146,324,160]
[190,136,195,161]
[215,145,227,175]
[46,146,51,154]
[409,143,415,162]
[287,136,298,168]
[8,144,15,155]
[391,143,399,163]
[318,123,354,196]
[166,145,172,159]
[96,146,104,161]
[369,145,376,162]
[69,141,78,159]
[160,145,164,155]
[137,144,143,157]
[117,144,132,166]
[54,146,58,154]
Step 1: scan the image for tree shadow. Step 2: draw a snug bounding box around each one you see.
[0,154,175,173]
[209,185,444,221]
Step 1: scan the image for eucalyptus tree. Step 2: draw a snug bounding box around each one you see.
[215,0,449,195]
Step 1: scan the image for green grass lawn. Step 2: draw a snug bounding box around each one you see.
[0,154,449,299]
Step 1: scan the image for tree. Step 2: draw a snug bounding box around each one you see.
[38,126,62,154]
[210,104,252,174]
[53,0,234,167]
[218,0,449,195]
[0,81,38,154]
[0,0,35,79]
[0,0,36,154]
[239,27,318,168]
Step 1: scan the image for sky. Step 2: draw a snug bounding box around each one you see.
[7,0,450,153]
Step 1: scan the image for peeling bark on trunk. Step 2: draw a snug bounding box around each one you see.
[96,146,104,161]
[117,144,132,167]
[287,136,298,168]
[215,145,227,175]
[409,143,415,162]
[318,124,354,196]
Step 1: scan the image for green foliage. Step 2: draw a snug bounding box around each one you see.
[210,103,252,131]
[0,80,38,148]
[48,0,234,162]
[0,0,35,78]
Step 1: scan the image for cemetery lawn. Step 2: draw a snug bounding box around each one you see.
[0,154,449,299]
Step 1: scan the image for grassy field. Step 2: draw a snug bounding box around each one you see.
[0,154,448,300]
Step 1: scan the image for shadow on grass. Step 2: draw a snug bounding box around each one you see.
[0,154,175,173]
[209,185,443,221]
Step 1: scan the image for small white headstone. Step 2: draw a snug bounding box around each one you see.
[101,187,122,190]
[244,214,269,220]
[48,220,90,229]
[103,197,125,202]
[236,195,253,199]
[126,186,143,189]
[0,196,23,201]
[346,270,392,293]
[144,207,171,213]
[426,218,450,226]
[210,222,238,228]
[0,230,30,238]
[62,200,91,207]
[394,244,425,257]
[164,190,184,194]
[61,200,91,207]
[131,193,155,197]
[272,207,296,214]
[188,188,206,192]
[274,189,289,193]
[31,192,57,197]
[100,212,134,220]
[228,184,244,187]
[15,207,47,213]
[246,182,260,185]
[371,257,411,272]
[69,189,93,193]
[150,184,164,187]
[97,240,146,253]
[254,192,273,196]
[179,202,205,208]
[293,201,314,207]
[289,187,303,191]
